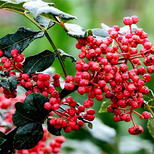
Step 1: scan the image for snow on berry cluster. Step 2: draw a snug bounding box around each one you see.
[73,15,154,135]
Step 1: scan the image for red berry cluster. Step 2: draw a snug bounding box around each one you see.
[0,49,24,98]
[75,15,154,135]
[48,96,95,133]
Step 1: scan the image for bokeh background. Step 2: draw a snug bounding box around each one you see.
[1,0,154,154]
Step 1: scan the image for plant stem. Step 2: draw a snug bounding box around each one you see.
[145,104,154,119]
[23,12,67,77]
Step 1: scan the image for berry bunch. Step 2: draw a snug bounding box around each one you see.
[74,16,154,135]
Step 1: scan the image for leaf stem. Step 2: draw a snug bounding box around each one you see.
[23,12,67,77]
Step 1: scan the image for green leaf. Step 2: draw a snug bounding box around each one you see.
[0,2,25,13]
[99,99,112,113]
[0,27,44,58]
[0,1,6,6]
[147,118,154,139]
[88,122,93,129]
[91,28,109,40]
[147,99,154,107]
[144,89,154,99]
[23,50,56,76]
[13,123,43,150]
[0,131,6,146]
[23,1,76,23]
[13,93,49,126]
[47,118,61,136]
[35,16,55,29]
[0,76,17,92]
[58,49,76,62]
[0,71,9,77]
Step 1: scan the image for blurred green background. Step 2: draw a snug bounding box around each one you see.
[1,0,154,154]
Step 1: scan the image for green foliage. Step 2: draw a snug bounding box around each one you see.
[0,27,44,58]
[23,50,56,76]
[147,118,154,139]
[13,123,43,150]
[99,99,112,113]
[13,93,49,126]
[0,76,17,92]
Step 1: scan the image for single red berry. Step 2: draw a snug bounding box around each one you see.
[142,111,151,119]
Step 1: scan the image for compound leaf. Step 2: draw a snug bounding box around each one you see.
[23,50,56,76]
[0,27,44,58]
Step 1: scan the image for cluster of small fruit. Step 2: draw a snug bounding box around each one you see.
[74,16,154,135]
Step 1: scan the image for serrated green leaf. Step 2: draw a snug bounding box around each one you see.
[13,93,49,126]
[0,2,25,13]
[99,99,112,113]
[23,1,77,23]
[47,118,61,136]
[147,118,154,139]
[13,123,43,150]
[58,49,76,62]
[0,27,44,58]
[144,89,154,99]
[88,122,93,129]
[23,50,56,76]
[0,76,17,92]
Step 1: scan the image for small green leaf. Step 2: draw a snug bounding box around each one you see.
[0,2,25,13]
[0,76,17,92]
[144,89,154,99]
[0,71,9,77]
[23,50,56,76]
[13,93,49,126]
[58,49,76,62]
[88,122,93,129]
[47,118,61,136]
[147,118,154,139]
[99,99,112,113]
[13,123,43,150]
[0,27,44,58]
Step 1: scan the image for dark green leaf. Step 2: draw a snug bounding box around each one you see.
[24,1,76,23]
[99,99,112,113]
[91,28,109,40]
[0,76,17,92]
[58,49,76,62]
[147,118,154,139]
[0,2,25,13]
[0,131,6,146]
[23,50,56,76]
[88,122,93,129]
[0,71,9,77]
[47,118,61,136]
[0,1,6,6]
[144,89,154,99]
[0,27,44,58]
[13,123,43,150]
[35,16,55,29]
[13,93,49,126]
